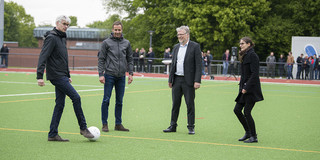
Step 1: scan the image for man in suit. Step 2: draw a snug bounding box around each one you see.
[163,26,202,135]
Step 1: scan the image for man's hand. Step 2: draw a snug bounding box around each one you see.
[37,79,45,87]
[128,75,133,84]
[99,76,105,84]
[168,82,172,88]
[242,89,247,94]
[69,78,72,83]
[194,82,200,89]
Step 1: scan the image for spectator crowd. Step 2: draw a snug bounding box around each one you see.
[265,52,320,80]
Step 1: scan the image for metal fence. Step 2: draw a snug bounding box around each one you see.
[3,53,318,79]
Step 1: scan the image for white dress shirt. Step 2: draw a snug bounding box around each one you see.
[175,41,189,76]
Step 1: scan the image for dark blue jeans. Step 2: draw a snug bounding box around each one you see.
[49,76,87,137]
[101,74,126,125]
[1,54,8,67]
[296,65,302,79]
[287,65,293,79]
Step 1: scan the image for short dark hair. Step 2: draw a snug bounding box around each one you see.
[112,21,123,29]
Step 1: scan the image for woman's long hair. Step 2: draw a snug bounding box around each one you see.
[239,37,255,62]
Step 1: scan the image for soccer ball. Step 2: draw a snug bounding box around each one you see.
[87,126,100,141]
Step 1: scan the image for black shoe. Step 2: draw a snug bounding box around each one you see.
[163,126,176,132]
[80,128,94,138]
[244,136,258,143]
[238,132,251,141]
[188,128,195,135]
[48,135,69,142]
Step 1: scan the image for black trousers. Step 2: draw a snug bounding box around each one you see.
[170,76,195,129]
[234,102,256,136]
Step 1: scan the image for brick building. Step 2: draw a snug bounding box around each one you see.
[6,27,110,69]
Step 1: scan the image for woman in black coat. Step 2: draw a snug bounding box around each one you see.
[234,37,264,143]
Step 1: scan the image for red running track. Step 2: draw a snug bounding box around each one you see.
[1,68,320,85]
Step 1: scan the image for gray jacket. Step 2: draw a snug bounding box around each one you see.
[98,33,133,77]
[266,55,276,66]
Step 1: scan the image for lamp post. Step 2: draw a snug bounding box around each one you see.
[148,30,154,48]
[0,0,4,47]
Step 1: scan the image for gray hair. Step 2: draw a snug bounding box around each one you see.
[56,15,71,24]
[176,26,190,35]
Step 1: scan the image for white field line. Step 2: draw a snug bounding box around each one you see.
[0,88,103,97]
[0,81,102,88]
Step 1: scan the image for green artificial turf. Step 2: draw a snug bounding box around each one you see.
[0,72,319,160]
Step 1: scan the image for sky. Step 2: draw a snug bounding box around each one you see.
[5,0,112,27]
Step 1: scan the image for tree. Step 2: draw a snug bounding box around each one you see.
[69,16,78,26]
[102,0,320,60]
[102,0,270,58]
[4,1,37,47]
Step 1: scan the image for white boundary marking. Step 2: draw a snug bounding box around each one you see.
[0,81,102,88]
[0,89,103,97]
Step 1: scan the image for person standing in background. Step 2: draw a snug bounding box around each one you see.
[317,55,320,80]
[313,54,319,80]
[222,49,231,76]
[146,47,155,73]
[278,54,286,79]
[309,56,314,80]
[206,50,212,76]
[139,48,145,72]
[0,44,9,68]
[302,55,310,80]
[266,52,276,78]
[296,54,303,79]
[133,48,139,72]
[286,51,295,79]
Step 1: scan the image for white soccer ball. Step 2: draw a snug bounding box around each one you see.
[87,126,100,141]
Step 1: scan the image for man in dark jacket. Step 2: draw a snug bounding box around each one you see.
[98,21,133,132]
[266,52,276,78]
[163,25,202,135]
[146,47,155,73]
[36,15,93,142]
[318,55,320,80]
[296,54,303,79]
[0,44,9,68]
[133,48,139,72]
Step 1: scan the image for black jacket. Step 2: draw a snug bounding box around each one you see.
[169,41,202,86]
[235,48,264,103]
[0,46,9,54]
[98,33,133,77]
[37,28,70,80]
[222,53,231,61]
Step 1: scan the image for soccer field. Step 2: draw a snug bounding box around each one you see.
[0,72,319,160]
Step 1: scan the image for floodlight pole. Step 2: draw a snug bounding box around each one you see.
[0,0,4,47]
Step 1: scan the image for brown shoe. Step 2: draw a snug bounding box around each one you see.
[48,135,69,142]
[102,124,109,132]
[115,124,129,131]
[80,128,94,138]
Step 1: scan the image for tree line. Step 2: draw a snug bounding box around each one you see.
[4,0,320,61]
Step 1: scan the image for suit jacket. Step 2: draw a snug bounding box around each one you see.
[169,41,202,86]
[235,48,264,103]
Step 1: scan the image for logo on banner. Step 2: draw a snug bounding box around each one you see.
[304,44,318,57]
